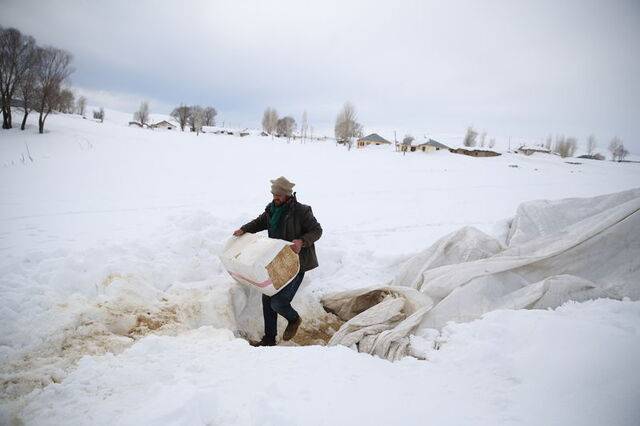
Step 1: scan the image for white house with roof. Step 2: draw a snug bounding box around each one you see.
[149,120,176,130]
[357,133,392,148]
[398,138,450,153]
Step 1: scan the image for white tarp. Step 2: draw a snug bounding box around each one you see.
[322,286,432,361]
[324,188,640,360]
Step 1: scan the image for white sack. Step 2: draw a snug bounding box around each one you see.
[219,233,300,296]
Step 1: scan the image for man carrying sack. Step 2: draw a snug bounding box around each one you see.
[233,176,323,346]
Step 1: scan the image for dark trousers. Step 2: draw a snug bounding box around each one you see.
[262,271,305,339]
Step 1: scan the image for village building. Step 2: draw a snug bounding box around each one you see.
[356,133,392,148]
[415,139,449,153]
[128,121,143,128]
[149,120,175,130]
[397,138,449,153]
[397,143,415,152]
[515,145,551,156]
[577,153,605,161]
[449,147,501,157]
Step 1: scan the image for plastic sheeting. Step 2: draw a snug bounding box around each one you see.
[322,286,432,361]
[323,188,640,360]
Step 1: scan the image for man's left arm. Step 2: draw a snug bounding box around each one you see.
[299,206,322,247]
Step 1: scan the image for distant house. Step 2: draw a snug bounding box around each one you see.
[397,143,415,153]
[516,145,551,156]
[577,153,605,161]
[202,126,223,134]
[202,125,248,136]
[415,139,450,153]
[397,139,449,153]
[150,120,175,130]
[10,98,25,109]
[450,147,501,157]
[128,121,143,128]
[357,133,392,148]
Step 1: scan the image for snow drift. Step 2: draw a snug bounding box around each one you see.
[324,188,640,359]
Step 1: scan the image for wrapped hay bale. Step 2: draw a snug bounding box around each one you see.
[220,233,300,296]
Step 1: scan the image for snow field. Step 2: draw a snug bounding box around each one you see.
[1,112,640,424]
[6,299,640,426]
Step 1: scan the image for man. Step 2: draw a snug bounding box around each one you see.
[233,176,322,346]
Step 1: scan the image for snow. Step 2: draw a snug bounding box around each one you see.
[10,300,640,426]
[1,112,639,424]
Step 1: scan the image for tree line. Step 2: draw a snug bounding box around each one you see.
[0,26,76,133]
[542,133,628,161]
[261,107,297,139]
[169,103,217,133]
[260,102,362,146]
[462,125,628,161]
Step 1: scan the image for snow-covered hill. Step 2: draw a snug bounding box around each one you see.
[1,112,639,425]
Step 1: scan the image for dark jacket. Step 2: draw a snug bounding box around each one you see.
[241,194,322,271]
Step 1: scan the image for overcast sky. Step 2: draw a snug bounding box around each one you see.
[2,0,639,151]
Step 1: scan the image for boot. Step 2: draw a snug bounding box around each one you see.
[250,336,276,347]
[283,316,302,341]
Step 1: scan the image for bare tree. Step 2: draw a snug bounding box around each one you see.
[479,131,487,147]
[608,137,621,161]
[277,116,296,139]
[552,135,564,156]
[57,88,74,113]
[463,126,478,147]
[76,95,87,116]
[402,134,414,145]
[0,27,37,129]
[334,102,363,149]
[261,108,270,133]
[545,135,553,150]
[93,107,104,122]
[553,135,577,158]
[300,110,309,141]
[188,105,204,134]
[34,46,74,134]
[133,101,149,125]
[488,138,496,149]
[565,137,577,157]
[262,107,278,135]
[203,106,217,126]
[586,134,597,156]
[618,146,629,161]
[171,104,190,131]
[608,137,627,161]
[18,62,37,130]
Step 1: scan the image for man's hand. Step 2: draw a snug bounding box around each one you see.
[233,229,246,237]
[290,239,304,254]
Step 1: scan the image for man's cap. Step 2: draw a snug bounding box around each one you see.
[270,176,295,196]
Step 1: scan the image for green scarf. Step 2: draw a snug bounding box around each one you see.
[269,202,287,232]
